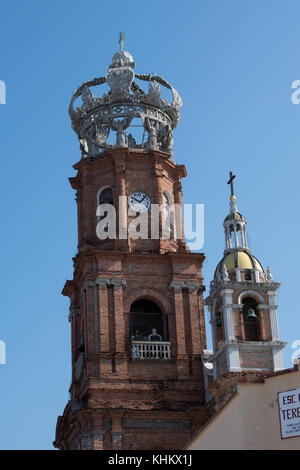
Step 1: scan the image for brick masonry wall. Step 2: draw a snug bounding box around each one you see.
[55,149,210,450]
[240,349,273,370]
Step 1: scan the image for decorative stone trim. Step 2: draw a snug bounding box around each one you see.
[219,303,236,311]
[257,304,278,310]
[229,339,286,349]
[237,290,264,304]
[80,278,127,294]
[109,278,127,288]
[95,278,107,287]
[95,277,127,287]
[208,281,280,300]
[169,280,202,292]
[208,339,286,365]
[219,288,234,296]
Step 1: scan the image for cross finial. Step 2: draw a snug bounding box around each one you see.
[227,171,236,198]
[119,32,125,51]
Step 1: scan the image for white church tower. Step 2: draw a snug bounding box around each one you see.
[204,172,286,382]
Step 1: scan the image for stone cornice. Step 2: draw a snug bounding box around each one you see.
[96,277,127,288]
[72,147,178,168]
[209,340,287,363]
[73,248,205,264]
[80,277,127,293]
[257,304,278,310]
[169,280,204,292]
[206,280,280,303]
[62,280,77,297]
[219,289,234,296]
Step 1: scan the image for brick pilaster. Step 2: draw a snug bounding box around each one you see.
[188,287,202,356]
[112,279,128,374]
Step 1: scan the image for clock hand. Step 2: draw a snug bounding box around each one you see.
[132,197,143,203]
[133,196,148,204]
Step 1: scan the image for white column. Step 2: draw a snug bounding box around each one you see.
[226,345,241,372]
[225,228,230,249]
[254,269,260,283]
[221,289,235,341]
[241,226,246,247]
[268,291,280,340]
[272,347,284,371]
[220,289,242,373]
[209,306,219,379]
[233,226,239,247]
[209,306,217,353]
[244,227,248,248]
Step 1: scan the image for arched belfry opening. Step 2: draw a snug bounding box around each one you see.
[129,299,171,361]
[130,299,168,341]
[242,297,261,342]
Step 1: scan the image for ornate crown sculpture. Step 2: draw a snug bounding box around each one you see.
[69,33,182,161]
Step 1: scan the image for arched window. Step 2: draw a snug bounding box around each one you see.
[98,186,113,206]
[97,187,113,232]
[242,297,261,341]
[244,270,253,281]
[130,299,168,341]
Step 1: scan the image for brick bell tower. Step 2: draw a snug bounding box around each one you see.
[54,34,209,450]
[203,173,286,407]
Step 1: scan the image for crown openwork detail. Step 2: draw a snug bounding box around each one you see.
[69,33,182,160]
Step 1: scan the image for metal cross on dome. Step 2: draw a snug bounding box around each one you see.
[227,171,236,197]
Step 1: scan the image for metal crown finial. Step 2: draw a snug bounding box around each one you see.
[119,32,125,51]
[69,36,182,158]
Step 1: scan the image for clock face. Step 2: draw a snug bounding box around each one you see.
[129,191,151,213]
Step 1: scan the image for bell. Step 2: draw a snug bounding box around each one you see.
[246,308,257,321]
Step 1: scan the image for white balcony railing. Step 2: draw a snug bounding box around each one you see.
[131,341,171,360]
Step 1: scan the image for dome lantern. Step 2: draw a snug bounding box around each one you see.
[223,172,248,251]
[211,172,267,285]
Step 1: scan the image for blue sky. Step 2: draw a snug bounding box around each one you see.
[0,0,300,449]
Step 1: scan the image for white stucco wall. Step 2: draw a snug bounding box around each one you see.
[187,364,300,450]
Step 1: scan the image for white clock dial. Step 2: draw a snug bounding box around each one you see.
[129,191,151,213]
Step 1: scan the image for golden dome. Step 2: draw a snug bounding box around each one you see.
[214,250,264,278]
